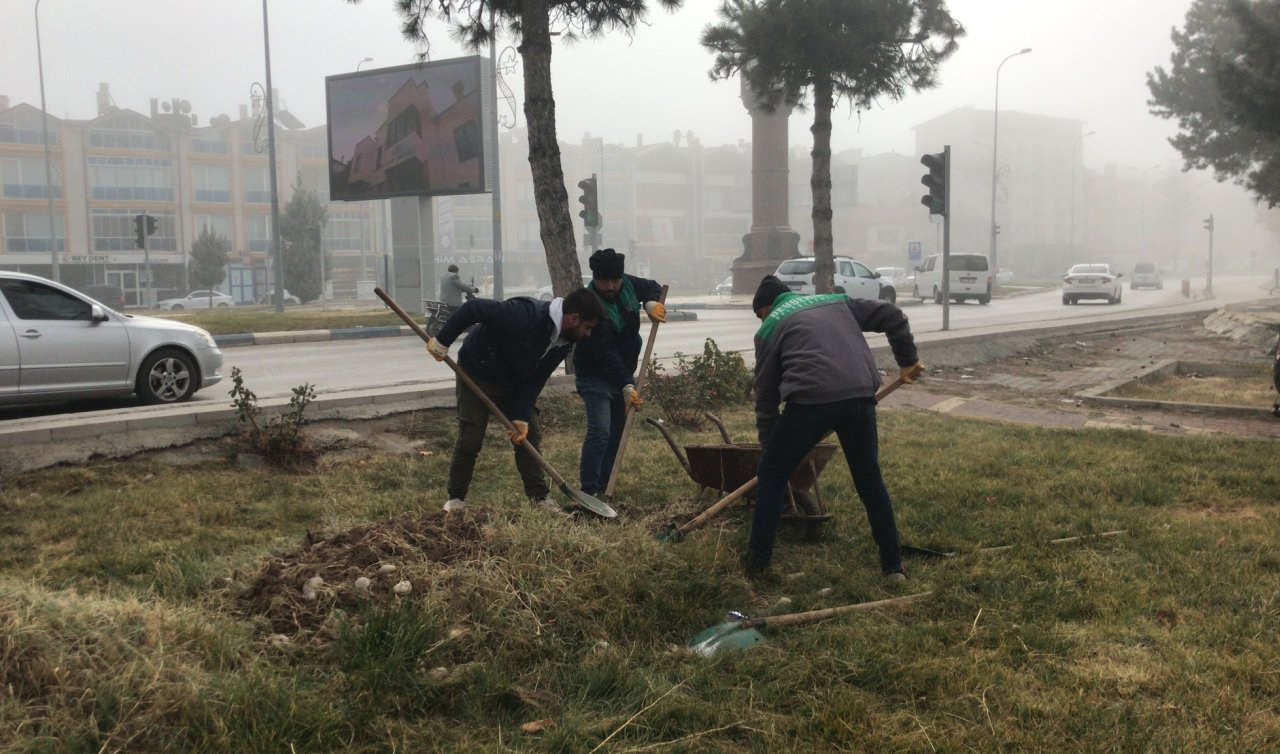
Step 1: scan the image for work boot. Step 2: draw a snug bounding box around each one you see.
[884,567,909,583]
[528,497,570,517]
[443,498,466,512]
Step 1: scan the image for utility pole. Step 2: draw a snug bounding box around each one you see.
[262,0,285,313]
[1203,214,1214,296]
[489,7,505,300]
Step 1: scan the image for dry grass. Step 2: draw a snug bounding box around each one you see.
[1,395,1279,752]
[1112,365,1276,406]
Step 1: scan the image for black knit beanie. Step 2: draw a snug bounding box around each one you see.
[588,248,625,279]
[752,275,790,314]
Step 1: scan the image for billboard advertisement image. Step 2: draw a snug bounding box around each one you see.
[325,56,493,202]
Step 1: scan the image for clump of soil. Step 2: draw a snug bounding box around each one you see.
[237,509,488,635]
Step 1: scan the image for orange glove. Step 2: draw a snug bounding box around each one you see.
[507,420,529,445]
[426,337,449,362]
[900,362,925,384]
[644,300,667,323]
[622,384,643,410]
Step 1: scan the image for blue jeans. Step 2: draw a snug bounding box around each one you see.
[749,397,901,573]
[577,376,627,494]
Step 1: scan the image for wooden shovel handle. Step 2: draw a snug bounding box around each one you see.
[373,287,571,489]
[750,591,932,629]
[603,284,669,497]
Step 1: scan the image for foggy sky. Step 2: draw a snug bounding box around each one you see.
[1,0,1192,171]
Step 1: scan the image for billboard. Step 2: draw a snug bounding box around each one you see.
[325,56,494,202]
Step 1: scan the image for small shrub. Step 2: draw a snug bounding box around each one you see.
[228,367,317,468]
[645,338,752,428]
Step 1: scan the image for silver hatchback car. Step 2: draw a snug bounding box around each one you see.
[0,271,223,406]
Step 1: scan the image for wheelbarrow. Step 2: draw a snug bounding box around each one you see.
[646,413,835,537]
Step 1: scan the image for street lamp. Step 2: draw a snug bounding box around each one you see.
[35,0,60,281]
[989,47,1032,273]
[356,56,373,71]
[261,0,285,312]
[1069,130,1096,259]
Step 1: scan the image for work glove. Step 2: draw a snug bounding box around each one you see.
[507,420,529,445]
[622,384,644,410]
[426,337,449,362]
[644,300,667,323]
[900,361,925,384]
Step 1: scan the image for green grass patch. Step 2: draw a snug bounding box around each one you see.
[148,306,416,335]
[2,399,1278,751]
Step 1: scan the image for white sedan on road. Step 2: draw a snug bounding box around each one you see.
[157,290,235,310]
[1062,264,1123,305]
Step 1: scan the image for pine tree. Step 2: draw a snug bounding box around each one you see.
[702,0,963,293]
[189,225,230,306]
[280,177,327,303]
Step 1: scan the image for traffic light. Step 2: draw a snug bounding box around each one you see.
[146,215,158,235]
[920,151,947,216]
[577,176,600,228]
[134,214,146,248]
[1203,215,1214,232]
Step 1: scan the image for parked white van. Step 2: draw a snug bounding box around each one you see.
[913,253,994,305]
[773,256,896,303]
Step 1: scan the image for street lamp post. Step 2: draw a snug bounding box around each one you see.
[356,56,373,71]
[1069,130,1096,258]
[261,0,285,313]
[989,47,1032,273]
[35,0,60,281]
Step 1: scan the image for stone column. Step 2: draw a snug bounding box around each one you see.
[732,78,800,294]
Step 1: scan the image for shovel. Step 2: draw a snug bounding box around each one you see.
[603,284,669,498]
[374,287,617,519]
[657,364,924,542]
[688,591,932,657]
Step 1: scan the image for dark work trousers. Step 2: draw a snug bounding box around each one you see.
[749,397,902,573]
[446,377,549,500]
[576,375,627,494]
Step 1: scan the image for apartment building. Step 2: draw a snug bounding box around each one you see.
[0,86,378,305]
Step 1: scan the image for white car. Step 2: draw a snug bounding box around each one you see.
[774,256,896,303]
[913,253,993,305]
[714,275,733,295]
[1062,263,1124,305]
[874,267,913,291]
[537,277,591,301]
[157,290,235,310]
[1130,262,1163,290]
[0,271,223,406]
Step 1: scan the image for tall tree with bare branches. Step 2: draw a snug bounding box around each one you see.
[349,0,683,295]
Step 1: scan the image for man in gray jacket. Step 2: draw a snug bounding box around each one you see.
[439,264,479,308]
[747,275,923,580]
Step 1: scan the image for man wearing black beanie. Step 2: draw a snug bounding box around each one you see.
[573,248,666,495]
[747,274,924,581]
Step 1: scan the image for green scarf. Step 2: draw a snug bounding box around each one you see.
[589,277,638,333]
[755,291,847,341]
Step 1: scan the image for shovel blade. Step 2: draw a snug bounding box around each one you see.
[562,483,617,518]
[688,621,767,657]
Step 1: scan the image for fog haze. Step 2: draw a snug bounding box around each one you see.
[2,0,1191,169]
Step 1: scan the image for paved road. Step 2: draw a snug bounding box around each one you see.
[219,276,1264,399]
[1,276,1268,420]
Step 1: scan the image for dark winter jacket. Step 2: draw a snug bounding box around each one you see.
[571,274,663,389]
[436,297,571,421]
[753,295,917,444]
[439,273,478,307]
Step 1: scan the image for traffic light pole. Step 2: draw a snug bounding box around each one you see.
[142,209,153,309]
[941,145,952,332]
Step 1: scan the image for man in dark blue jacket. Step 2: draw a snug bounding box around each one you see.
[572,248,666,495]
[748,275,923,580]
[426,288,605,513]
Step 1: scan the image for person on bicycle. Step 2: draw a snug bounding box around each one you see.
[440,264,479,308]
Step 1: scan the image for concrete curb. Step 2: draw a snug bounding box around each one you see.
[1076,358,1277,419]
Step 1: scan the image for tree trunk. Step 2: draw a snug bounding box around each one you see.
[520,0,582,296]
[810,75,835,294]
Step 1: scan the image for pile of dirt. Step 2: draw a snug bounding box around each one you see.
[236,509,488,635]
